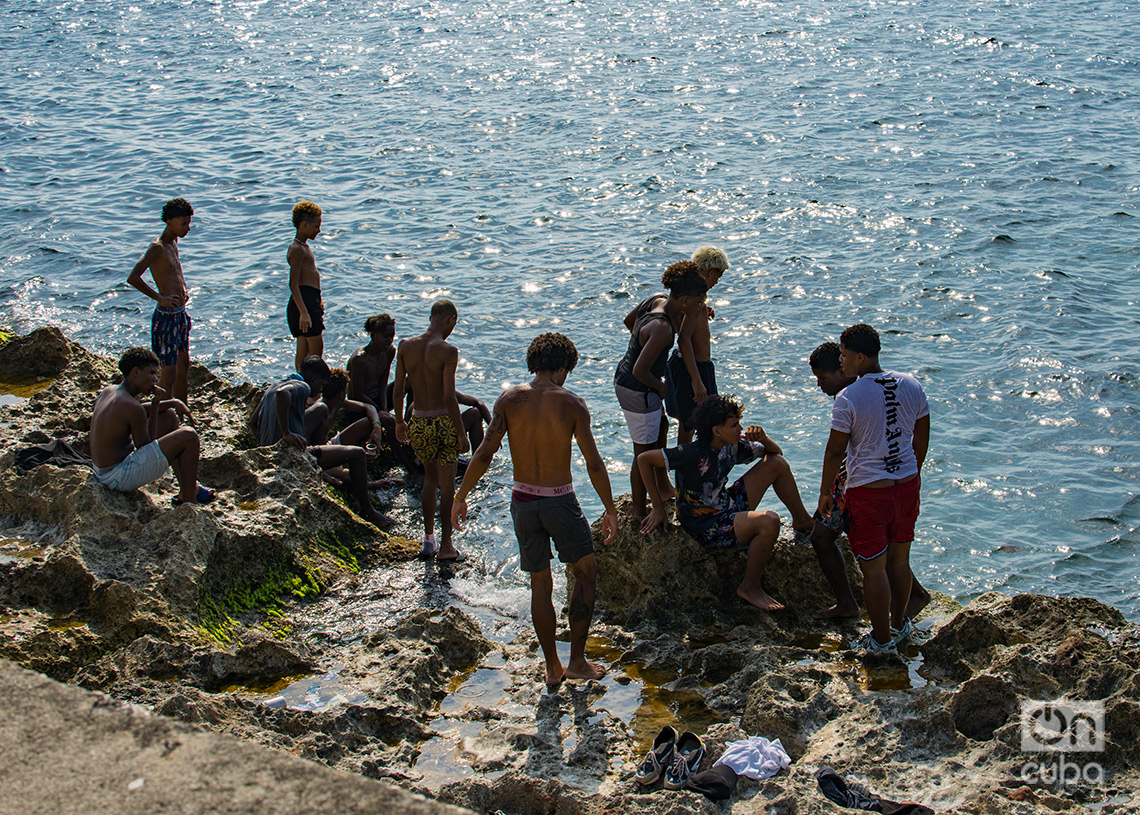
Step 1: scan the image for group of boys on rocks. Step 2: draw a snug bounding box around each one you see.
[88,197,932,694]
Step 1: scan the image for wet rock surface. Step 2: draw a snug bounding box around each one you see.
[1,328,1138,814]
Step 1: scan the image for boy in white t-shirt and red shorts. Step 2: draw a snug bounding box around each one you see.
[817,324,930,652]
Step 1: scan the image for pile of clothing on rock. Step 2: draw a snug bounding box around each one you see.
[634,728,935,812]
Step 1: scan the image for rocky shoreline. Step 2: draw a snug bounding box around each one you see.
[1,327,1137,814]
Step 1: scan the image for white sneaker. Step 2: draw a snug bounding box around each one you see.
[418,534,439,560]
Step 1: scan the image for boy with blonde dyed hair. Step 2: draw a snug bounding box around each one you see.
[664,246,730,444]
[287,200,325,371]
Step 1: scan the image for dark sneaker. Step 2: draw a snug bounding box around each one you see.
[635,725,677,785]
[663,731,704,790]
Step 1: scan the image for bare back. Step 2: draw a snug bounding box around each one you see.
[89,385,149,469]
[497,381,588,487]
[397,332,457,413]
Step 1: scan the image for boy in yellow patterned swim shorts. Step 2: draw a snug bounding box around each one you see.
[394,299,469,561]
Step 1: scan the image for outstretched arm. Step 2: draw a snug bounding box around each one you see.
[573,402,617,545]
[392,345,409,444]
[913,414,930,471]
[452,397,508,530]
[817,428,850,516]
[676,313,707,404]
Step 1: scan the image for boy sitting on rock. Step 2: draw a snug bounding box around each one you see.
[253,355,394,530]
[638,394,813,611]
[89,347,213,505]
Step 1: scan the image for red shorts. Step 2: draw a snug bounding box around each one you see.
[844,477,921,561]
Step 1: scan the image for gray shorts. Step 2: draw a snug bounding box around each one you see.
[511,491,594,573]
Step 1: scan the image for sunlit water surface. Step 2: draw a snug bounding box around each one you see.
[2,0,1137,631]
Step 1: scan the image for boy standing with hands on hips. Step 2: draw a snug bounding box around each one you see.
[127,197,195,405]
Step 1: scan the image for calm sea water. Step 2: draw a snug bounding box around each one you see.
[2,0,1137,619]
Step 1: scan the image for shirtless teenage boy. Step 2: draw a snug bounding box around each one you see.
[287,201,325,371]
[90,347,213,506]
[452,333,618,690]
[394,299,469,561]
[127,198,194,405]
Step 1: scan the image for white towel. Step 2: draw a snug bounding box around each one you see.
[712,736,792,780]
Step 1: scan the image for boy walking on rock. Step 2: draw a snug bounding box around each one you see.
[452,333,617,689]
[818,325,930,651]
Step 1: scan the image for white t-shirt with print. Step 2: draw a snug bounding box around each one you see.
[830,370,929,488]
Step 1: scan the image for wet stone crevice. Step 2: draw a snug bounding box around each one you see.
[1,328,1139,814]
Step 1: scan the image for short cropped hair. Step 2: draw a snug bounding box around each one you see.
[118,346,160,376]
[840,324,881,357]
[431,299,457,320]
[299,355,331,382]
[809,342,842,372]
[689,394,744,445]
[292,200,322,228]
[323,368,350,399]
[691,246,729,273]
[526,332,578,373]
[661,261,708,298]
[364,313,395,334]
[161,198,193,222]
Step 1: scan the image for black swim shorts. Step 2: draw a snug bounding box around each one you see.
[287,285,325,337]
[510,491,594,573]
[664,351,717,426]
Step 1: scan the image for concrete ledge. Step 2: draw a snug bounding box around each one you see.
[0,659,471,815]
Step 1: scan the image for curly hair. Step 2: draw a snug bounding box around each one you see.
[161,198,193,222]
[689,394,744,444]
[526,332,578,373]
[323,367,350,399]
[809,342,842,372]
[661,260,707,297]
[292,200,322,228]
[364,313,395,334]
[690,246,728,273]
[840,323,880,357]
[118,346,160,376]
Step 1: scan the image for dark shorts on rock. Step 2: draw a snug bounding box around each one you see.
[680,476,749,550]
[287,285,324,337]
[511,491,594,573]
[664,351,717,427]
[152,306,191,367]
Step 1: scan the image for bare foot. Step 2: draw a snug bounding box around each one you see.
[365,509,396,531]
[544,664,565,692]
[737,585,785,611]
[564,660,607,681]
[906,589,931,621]
[813,603,860,621]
